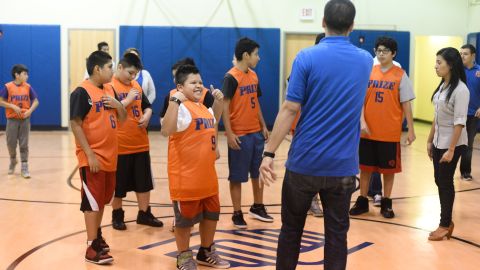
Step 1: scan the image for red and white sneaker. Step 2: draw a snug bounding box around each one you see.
[85,238,113,265]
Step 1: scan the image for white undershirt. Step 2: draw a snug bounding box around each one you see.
[163,103,215,132]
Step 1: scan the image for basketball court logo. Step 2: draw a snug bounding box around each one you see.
[138,229,373,268]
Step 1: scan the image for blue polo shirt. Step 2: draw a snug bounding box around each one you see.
[465,64,480,116]
[285,36,373,177]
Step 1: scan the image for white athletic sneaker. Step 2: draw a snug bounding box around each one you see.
[373,194,382,207]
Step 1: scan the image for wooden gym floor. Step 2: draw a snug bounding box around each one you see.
[0,122,479,270]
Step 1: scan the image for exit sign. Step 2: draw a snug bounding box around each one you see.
[300,8,315,21]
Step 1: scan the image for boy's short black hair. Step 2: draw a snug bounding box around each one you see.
[171,57,196,72]
[11,64,29,79]
[86,51,112,76]
[175,64,199,85]
[119,53,143,70]
[315,33,326,45]
[123,47,140,57]
[461,44,476,55]
[234,37,260,61]
[375,36,398,55]
[324,0,355,34]
[97,41,109,51]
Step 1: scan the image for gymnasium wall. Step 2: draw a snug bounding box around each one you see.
[119,26,280,128]
[0,24,61,127]
[413,36,464,122]
[0,0,474,127]
[468,2,480,34]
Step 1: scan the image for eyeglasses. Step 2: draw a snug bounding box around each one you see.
[375,48,391,55]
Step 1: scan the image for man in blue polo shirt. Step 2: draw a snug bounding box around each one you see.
[459,44,480,181]
[259,0,372,269]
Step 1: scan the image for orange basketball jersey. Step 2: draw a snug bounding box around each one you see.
[111,77,149,155]
[227,67,261,135]
[4,82,32,119]
[75,80,119,171]
[362,65,404,142]
[168,100,218,201]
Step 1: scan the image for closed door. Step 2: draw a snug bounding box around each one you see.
[68,29,115,92]
[283,34,317,100]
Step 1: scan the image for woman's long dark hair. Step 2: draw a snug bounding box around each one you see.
[431,47,466,103]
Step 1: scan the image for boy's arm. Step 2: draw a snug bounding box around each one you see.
[138,93,152,128]
[401,101,415,145]
[70,118,100,173]
[222,99,241,150]
[23,99,39,119]
[210,86,224,122]
[138,108,152,128]
[160,92,185,136]
[360,106,370,135]
[0,97,22,116]
[260,100,301,186]
[120,89,139,107]
[257,104,269,142]
[104,92,127,122]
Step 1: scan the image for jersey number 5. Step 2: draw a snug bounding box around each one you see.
[250,97,256,108]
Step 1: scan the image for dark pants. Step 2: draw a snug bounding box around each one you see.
[276,170,355,270]
[459,116,478,175]
[432,145,465,227]
[367,172,382,197]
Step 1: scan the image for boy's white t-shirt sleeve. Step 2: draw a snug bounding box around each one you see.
[177,104,192,132]
[163,104,214,132]
[207,107,216,124]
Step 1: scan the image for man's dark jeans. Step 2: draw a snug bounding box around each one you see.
[276,170,356,270]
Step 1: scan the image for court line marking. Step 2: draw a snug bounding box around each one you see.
[6,213,480,270]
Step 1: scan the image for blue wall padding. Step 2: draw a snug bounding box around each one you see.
[350,30,411,75]
[0,24,61,126]
[120,26,280,128]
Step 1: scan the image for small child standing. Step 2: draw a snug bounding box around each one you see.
[161,65,229,270]
[0,64,40,178]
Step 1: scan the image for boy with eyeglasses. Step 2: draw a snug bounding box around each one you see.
[349,36,416,219]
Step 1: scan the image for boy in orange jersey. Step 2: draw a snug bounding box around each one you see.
[349,36,416,219]
[0,64,39,178]
[70,51,127,265]
[162,57,219,233]
[161,65,230,270]
[222,37,272,228]
[110,53,163,230]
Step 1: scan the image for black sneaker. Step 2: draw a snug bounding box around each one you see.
[97,228,110,252]
[462,173,473,181]
[137,206,164,227]
[232,211,247,229]
[249,204,274,222]
[85,238,113,265]
[349,196,369,215]
[112,208,127,230]
[196,243,230,269]
[380,197,395,218]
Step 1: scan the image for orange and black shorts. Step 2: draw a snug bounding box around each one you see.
[359,138,401,174]
[79,167,116,212]
[172,194,220,228]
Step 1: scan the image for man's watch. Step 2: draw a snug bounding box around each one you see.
[169,96,182,105]
[262,151,275,159]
